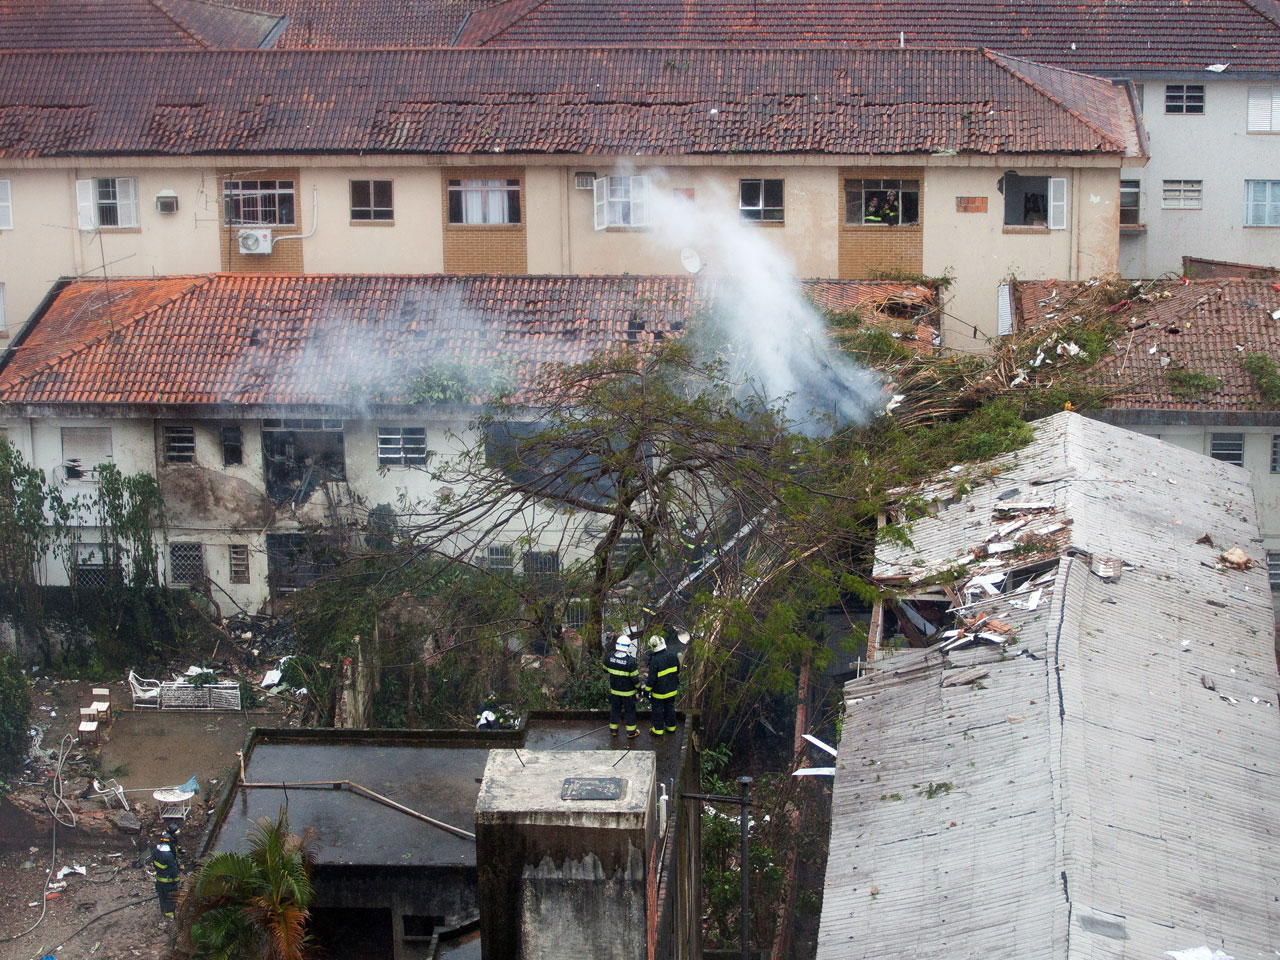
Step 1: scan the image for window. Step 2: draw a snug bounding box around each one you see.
[845,179,920,226]
[221,425,243,466]
[169,542,205,586]
[593,175,650,229]
[1248,86,1280,132]
[1002,174,1067,228]
[229,544,251,584]
[261,418,345,503]
[0,179,11,230]
[523,550,560,577]
[1120,180,1141,225]
[223,180,295,226]
[1210,432,1244,467]
[996,284,1015,337]
[163,425,195,464]
[482,544,514,573]
[564,599,589,631]
[75,178,139,229]
[266,532,333,594]
[447,178,520,225]
[62,426,112,480]
[739,179,785,222]
[1162,179,1203,210]
[377,426,427,466]
[1165,84,1205,114]
[1272,435,1280,473]
[350,179,394,221]
[1268,551,1280,590]
[1245,180,1280,227]
[0,283,6,337]
[75,543,116,588]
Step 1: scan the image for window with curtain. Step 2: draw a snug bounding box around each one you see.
[447,178,521,224]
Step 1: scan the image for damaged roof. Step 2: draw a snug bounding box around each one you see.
[0,273,936,410]
[819,412,1280,959]
[453,0,1280,75]
[1015,278,1280,412]
[0,47,1141,158]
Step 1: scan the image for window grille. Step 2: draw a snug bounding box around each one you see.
[170,542,205,585]
[483,544,514,573]
[1272,435,1280,474]
[1210,432,1245,467]
[377,426,427,466]
[164,425,195,463]
[1268,552,1280,590]
[229,544,250,584]
[223,180,296,226]
[1162,180,1203,210]
[1165,84,1205,114]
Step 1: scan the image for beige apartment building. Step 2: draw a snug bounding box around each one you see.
[0,47,1144,350]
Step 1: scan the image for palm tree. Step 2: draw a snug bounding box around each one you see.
[171,808,317,960]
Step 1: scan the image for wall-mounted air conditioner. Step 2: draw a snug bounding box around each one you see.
[573,172,597,190]
[237,228,273,255]
[155,190,179,214]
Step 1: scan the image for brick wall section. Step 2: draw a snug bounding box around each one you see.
[441,167,528,273]
[837,167,924,279]
[218,167,304,273]
[957,196,989,213]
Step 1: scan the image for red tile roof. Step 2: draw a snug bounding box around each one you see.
[0,0,282,50]
[253,0,493,47]
[0,47,1140,159]
[0,274,938,409]
[454,0,1280,75]
[1014,278,1280,412]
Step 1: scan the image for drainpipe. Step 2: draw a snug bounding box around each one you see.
[272,186,319,245]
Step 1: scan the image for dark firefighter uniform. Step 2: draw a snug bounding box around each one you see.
[153,832,181,917]
[645,634,680,737]
[605,636,640,737]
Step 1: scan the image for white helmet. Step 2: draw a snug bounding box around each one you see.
[615,633,633,654]
[648,634,667,653]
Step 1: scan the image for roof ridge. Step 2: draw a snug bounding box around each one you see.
[982,48,1125,153]
[5,276,212,391]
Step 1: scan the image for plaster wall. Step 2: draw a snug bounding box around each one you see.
[923,166,1121,348]
[1119,79,1280,278]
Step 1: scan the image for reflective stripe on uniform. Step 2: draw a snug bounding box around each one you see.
[605,667,638,677]
[656,666,677,677]
[609,688,637,697]
[650,689,678,699]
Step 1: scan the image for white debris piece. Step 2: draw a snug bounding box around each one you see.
[1165,948,1233,960]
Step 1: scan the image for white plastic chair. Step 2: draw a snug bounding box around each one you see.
[128,669,161,709]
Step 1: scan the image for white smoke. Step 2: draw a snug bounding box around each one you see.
[646,181,884,433]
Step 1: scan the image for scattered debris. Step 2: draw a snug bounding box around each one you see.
[1217,547,1254,570]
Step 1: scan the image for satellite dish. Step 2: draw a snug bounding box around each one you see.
[680,247,704,274]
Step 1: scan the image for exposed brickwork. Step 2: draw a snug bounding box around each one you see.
[440,168,528,274]
[838,168,924,278]
[956,196,989,213]
[217,167,304,274]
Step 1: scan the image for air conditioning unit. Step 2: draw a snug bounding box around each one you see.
[573,172,597,190]
[237,228,272,255]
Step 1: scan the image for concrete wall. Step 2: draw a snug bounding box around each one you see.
[0,154,1125,350]
[1119,78,1280,278]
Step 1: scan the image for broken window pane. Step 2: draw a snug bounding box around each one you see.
[164,425,195,464]
[266,533,335,594]
[222,425,243,466]
[1002,173,1050,226]
[262,421,346,504]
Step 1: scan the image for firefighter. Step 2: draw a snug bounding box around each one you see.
[605,633,640,738]
[645,630,680,737]
[152,827,181,918]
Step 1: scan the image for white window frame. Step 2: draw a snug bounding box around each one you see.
[593,175,650,230]
[1119,180,1141,225]
[1047,177,1067,230]
[377,426,428,466]
[222,179,296,227]
[996,283,1015,337]
[482,544,514,573]
[0,179,11,230]
[1165,84,1205,115]
[163,425,196,464]
[1268,551,1280,590]
[1210,432,1245,467]
[61,426,112,481]
[1162,180,1203,210]
[446,178,520,225]
[169,541,205,586]
[1245,180,1280,227]
[76,177,139,230]
[1248,86,1280,132]
[739,178,785,222]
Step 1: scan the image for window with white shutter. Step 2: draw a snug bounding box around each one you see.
[75,178,139,230]
[1048,177,1067,230]
[592,175,651,229]
[1247,87,1280,132]
[996,284,1014,337]
[0,180,11,230]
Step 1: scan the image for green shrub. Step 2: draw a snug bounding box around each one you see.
[0,653,32,777]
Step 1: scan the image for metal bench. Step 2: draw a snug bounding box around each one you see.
[158,680,242,710]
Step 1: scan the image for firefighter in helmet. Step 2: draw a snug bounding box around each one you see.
[605,632,640,738]
[152,826,181,918]
[644,629,681,737]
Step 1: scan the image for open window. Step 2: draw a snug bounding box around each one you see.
[62,426,112,481]
[593,175,650,229]
[261,418,345,504]
[1001,173,1066,229]
[844,178,920,225]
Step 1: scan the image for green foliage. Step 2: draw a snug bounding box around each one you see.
[1242,352,1280,408]
[0,438,73,628]
[0,653,32,778]
[1166,365,1222,398]
[174,808,316,960]
[401,360,511,406]
[950,400,1035,462]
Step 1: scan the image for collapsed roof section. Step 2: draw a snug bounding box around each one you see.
[0,273,937,412]
[820,411,1280,958]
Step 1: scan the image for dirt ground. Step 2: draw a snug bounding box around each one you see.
[0,676,284,960]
